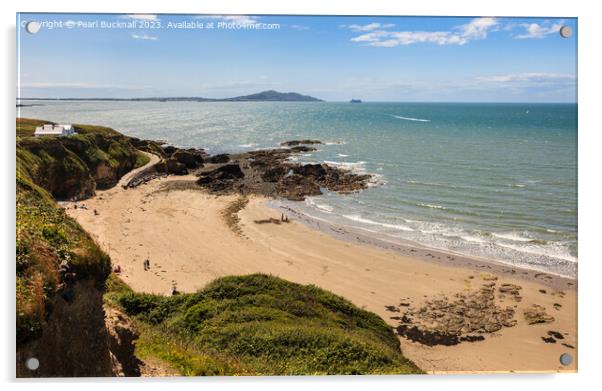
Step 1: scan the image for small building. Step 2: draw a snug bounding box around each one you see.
[34,124,76,137]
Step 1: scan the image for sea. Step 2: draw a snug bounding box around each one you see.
[18,100,578,277]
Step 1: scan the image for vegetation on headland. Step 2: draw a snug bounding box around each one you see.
[16,158,111,344]
[17,118,160,200]
[16,118,148,343]
[106,273,422,375]
[16,117,421,376]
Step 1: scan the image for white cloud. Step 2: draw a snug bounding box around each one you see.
[131,33,158,41]
[347,23,394,32]
[200,15,259,25]
[515,22,563,39]
[458,17,499,39]
[350,17,498,47]
[122,14,159,21]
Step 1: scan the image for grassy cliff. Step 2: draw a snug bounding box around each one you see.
[17,119,154,200]
[15,118,146,345]
[16,118,421,376]
[107,274,422,375]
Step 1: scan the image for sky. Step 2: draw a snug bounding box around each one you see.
[17,14,577,102]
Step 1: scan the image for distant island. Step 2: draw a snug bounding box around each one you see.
[19,90,323,103]
[350,99,362,103]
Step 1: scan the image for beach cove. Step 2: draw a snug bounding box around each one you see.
[65,152,577,373]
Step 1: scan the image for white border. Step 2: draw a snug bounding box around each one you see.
[3,1,601,390]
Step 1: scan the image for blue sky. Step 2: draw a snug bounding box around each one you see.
[17,14,577,102]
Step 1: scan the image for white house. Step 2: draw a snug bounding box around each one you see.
[34,124,76,137]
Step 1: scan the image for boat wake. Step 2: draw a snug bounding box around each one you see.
[392,115,431,122]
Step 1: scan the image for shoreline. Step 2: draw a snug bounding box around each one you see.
[267,200,577,290]
[64,166,577,373]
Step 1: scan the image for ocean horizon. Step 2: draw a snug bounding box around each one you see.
[18,100,578,277]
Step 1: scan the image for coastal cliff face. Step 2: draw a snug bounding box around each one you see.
[16,280,114,377]
[16,175,117,377]
[16,119,152,377]
[17,132,146,200]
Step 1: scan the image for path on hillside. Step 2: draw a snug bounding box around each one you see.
[117,151,160,188]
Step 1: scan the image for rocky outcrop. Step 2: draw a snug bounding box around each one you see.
[195,144,372,201]
[198,163,245,193]
[207,154,230,164]
[280,139,322,147]
[391,283,517,346]
[118,140,372,199]
[172,149,204,168]
[523,304,555,325]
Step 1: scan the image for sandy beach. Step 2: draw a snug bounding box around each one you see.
[65,157,577,374]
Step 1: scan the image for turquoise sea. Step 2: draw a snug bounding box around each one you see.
[18,100,578,277]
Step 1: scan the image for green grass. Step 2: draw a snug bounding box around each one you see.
[135,151,151,168]
[16,179,111,344]
[107,274,423,376]
[72,123,122,137]
[15,118,146,344]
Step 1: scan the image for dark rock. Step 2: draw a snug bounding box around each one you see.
[393,283,516,346]
[396,324,460,346]
[293,163,327,178]
[162,145,177,155]
[289,146,317,153]
[280,140,322,147]
[459,335,485,343]
[548,330,564,340]
[207,154,230,164]
[165,158,188,175]
[151,144,373,201]
[498,283,522,302]
[524,304,555,325]
[276,174,322,201]
[541,336,557,344]
[172,150,203,168]
[261,166,289,182]
[197,164,245,193]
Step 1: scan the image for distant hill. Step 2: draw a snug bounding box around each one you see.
[225,90,322,102]
[20,90,323,103]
